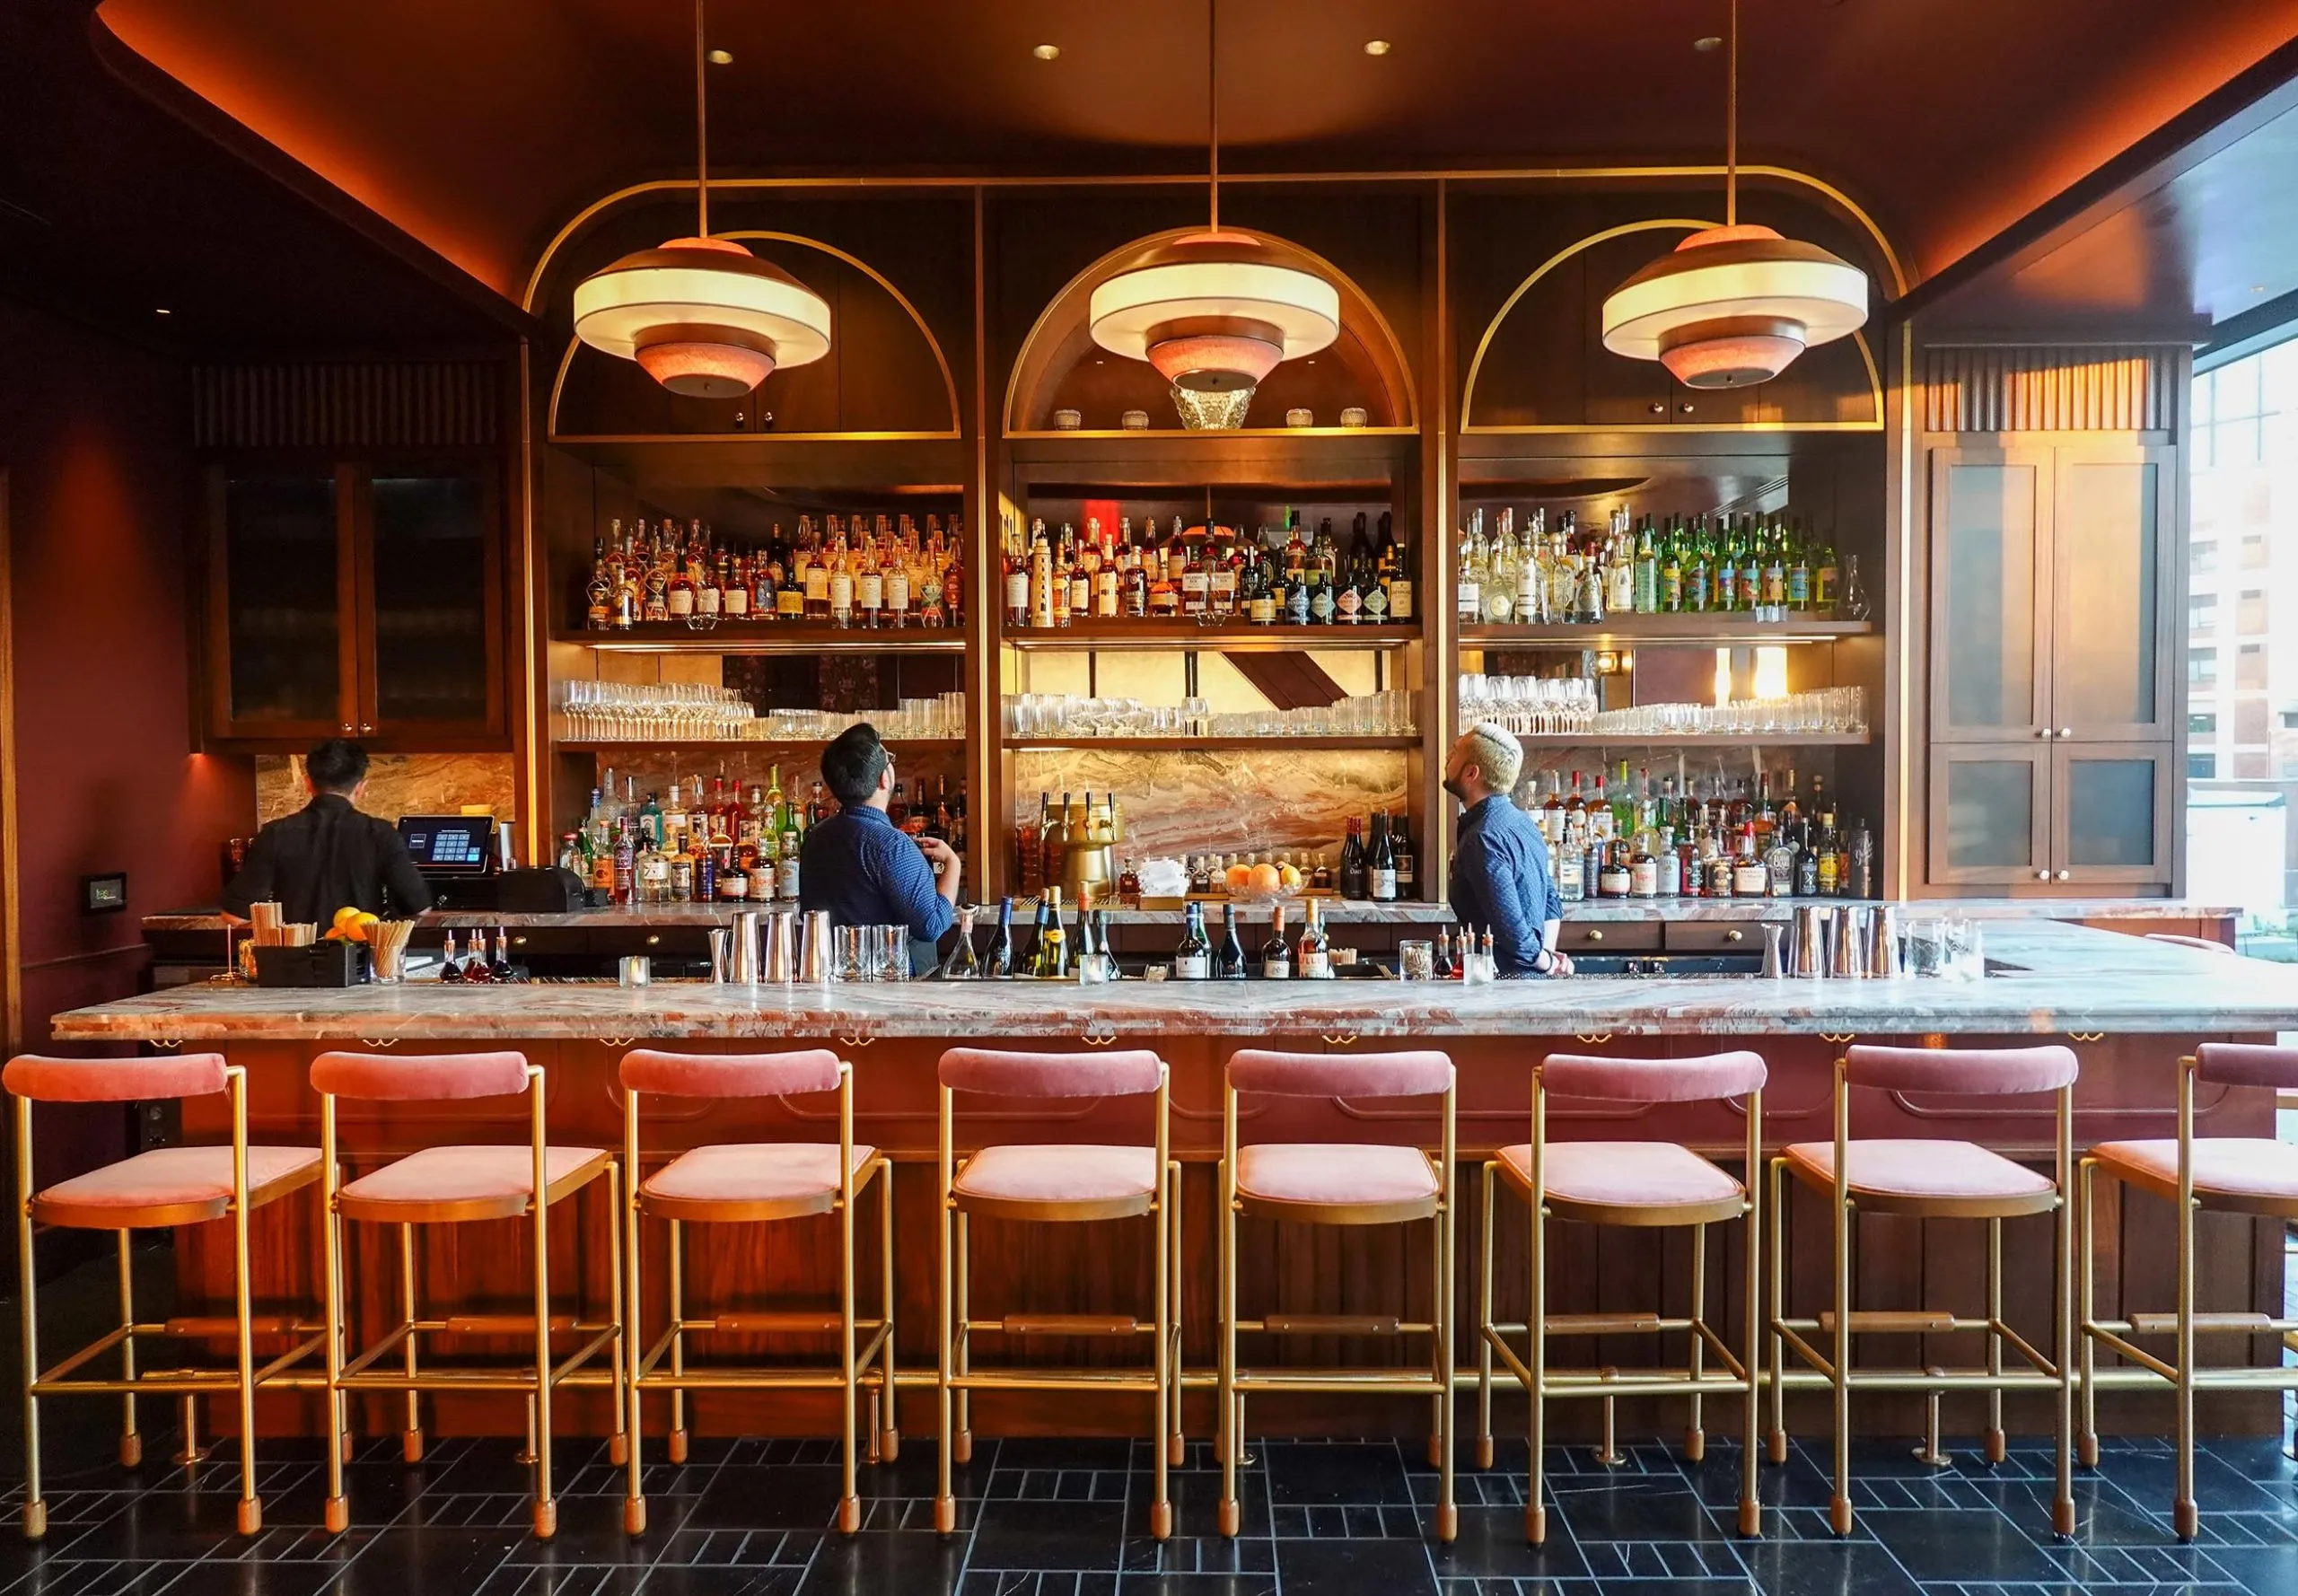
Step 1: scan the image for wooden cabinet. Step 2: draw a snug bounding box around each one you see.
[1925,440,2177,889]
[205,459,507,750]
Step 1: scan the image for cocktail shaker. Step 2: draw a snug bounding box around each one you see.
[707,928,732,983]
[798,909,834,982]
[730,909,761,983]
[1792,904,1829,978]
[1761,921,1786,979]
[1830,906,1869,979]
[1867,906,1903,978]
[761,909,796,982]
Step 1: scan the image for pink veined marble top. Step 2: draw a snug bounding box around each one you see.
[53,920,2298,1043]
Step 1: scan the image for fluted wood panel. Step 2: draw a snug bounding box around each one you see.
[1922,346,2180,434]
[193,360,504,449]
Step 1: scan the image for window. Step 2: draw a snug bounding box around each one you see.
[2190,712,2219,735]
[2239,589,2268,632]
[2236,699,2270,742]
[2238,643,2267,688]
[2188,753,2217,779]
[2190,595,2219,632]
[2283,711,2298,730]
[2243,532,2271,568]
[2190,647,2218,686]
[2192,539,2218,574]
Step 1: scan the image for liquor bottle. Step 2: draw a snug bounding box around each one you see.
[1368,811,1398,901]
[1036,886,1068,978]
[988,897,1017,978]
[585,538,613,630]
[612,822,636,904]
[1633,516,1660,614]
[1555,819,1586,901]
[1116,855,1141,907]
[1338,818,1369,900]
[1813,540,1840,613]
[937,905,983,979]
[1391,813,1417,899]
[1849,816,1874,898]
[1838,554,1873,621]
[1813,811,1842,896]
[1629,808,1660,898]
[1297,898,1333,978]
[1173,902,1212,979]
[1216,903,1250,978]
[1386,517,1414,621]
[1260,907,1293,978]
[488,927,516,980]
[1020,896,1051,973]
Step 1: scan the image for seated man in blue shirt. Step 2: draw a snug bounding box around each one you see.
[800,723,961,973]
[1444,721,1570,978]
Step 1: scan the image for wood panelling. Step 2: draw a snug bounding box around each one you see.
[193,360,504,450]
[1920,346,2181,434]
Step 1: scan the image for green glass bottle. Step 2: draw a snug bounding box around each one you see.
[1659,517,1685,613]
[1686,516,1714,613]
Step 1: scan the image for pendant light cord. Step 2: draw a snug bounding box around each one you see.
[1725,0,1738,226]
[695,0,710,236]
[1206,0,1220,232]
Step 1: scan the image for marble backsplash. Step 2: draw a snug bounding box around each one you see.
[1012,749,1408,862]
[255,753,519,829]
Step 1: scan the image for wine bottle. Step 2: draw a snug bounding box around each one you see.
[988,897,1016,977]
[1260,906,1293,979]
[1173,902,1212,980]
[1368,811,1398,901]
[1216,902,1249,979]
[1037,885,1068,978]
[1391,812,1417,899]
[1298,898,1334,979]
[1338,818,1369,900]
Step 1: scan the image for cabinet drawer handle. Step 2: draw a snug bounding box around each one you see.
[1583,929,1603,943]
[2059,727,2072,738]
[359,723,374,735]
[1321,1032,1359,1048]
[1723,928,1744,943]
[838,1033,876,1048]
[2056,870,2070,881]
[645,934,662,946]
[2037,728,2053,740]
[2036,870,2050,881]
[1573,1033,1612,1048]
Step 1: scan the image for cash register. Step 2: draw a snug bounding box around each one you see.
[398,815,583,911]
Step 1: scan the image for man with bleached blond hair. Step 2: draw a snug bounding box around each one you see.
[1443,721,1567,977]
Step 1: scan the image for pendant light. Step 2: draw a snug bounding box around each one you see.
[573,0,831,399]
[1086,0,1339,428]
[1600,0,1866,390]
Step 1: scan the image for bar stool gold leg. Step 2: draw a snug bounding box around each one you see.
[530,1085,557,1540]
[19,1098,46,1540]
[2174,1151,2197,1539]
[2077,1161,2100,1468]
[115,1232,141,1469]
[1686,1223,1708,1462]
[604,1168,627,1469]
[878,1161,900,1464]
[320,1103,349,1533]
[1166,1163,1185,1469]
[666,1218,688,1464]
[1984,1217,2007,1463]
[952,1211,972,1464]
[1740,1092,1764,1539]
[1475,1161,1495,1470]
[399,1223,423,1463]
[623,1139,646,1535]
[1150,1150,1172,1541]
[1217,1143,1241,1538]
[1526,1171,1547,1544]
[230,1091,261,1535]
[1913,1371,1952,1467]
[1828,1066,1855,1539]
[934,1092,957,1537]
[1428,1202,1446,1470]
[1766,1158,1788,1465]
[1435,1159,1456,1544]
[838,1154,861,1534]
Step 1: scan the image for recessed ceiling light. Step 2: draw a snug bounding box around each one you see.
[2254,284,2270,294]
[1694,35,1724,51]
[706,48,732,65]
[1364,39,1391,57]
[154,307,171,316]
[1031,42,1060,61]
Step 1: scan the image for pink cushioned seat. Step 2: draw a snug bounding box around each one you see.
[952,1144,1157,1215]
[1234,1143,1439,1217]
[34,1145,322,1225]
[643,1142,875,1212]
[338,1144,610,1221]
[1785,1138,2056,1211]
[2092,1138,2298,1211]
[1499,1141,1743,1220]
[621,1048,843,1099]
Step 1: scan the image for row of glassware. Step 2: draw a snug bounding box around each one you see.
[1003,688,1417,741]
[557,680,967,742]
[1460,674,1864,740]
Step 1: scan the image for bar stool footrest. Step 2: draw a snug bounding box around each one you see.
[2128,1311,2273,1335]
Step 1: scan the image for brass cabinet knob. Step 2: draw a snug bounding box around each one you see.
[1724,928,1744,943]
[1647,402,1667,416]
[2059,727,2072,738]
[1583,928,1603,943]
[2057,870,2071,881]
[359,723,374,735]
[2036,870,2050,881]
[645,934,662,946]
[339,722,355,734]
[2037,727,2053,739]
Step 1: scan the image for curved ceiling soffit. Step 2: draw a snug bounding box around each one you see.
[545,228,963,438]
[1460,216,1886,432]
[1001,224,1420,436]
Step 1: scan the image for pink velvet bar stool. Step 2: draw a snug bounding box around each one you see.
[312,1049,623,1539]
[618,1048,893,1537]
[2079,1042,2298,1539]
[1219,1048,1457,1542]
[1476,1050,1767,1546]
[8,1053,324,1539]
[935,1047,1179,1540]
[1770,1044,2079,1539]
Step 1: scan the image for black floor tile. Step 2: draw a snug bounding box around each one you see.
[1733,1538,1923,1596]
[1272,1536,1436,1596]
[684,1469,846,1532]
[792,1530,964,1596]
[1548,1474,1729,1544]
[1110,1577,1276,1596]
[2087,1444,2298,1515]
[156,1561,346,1596]
[1862,1505,2062,1584]
[2206,1541,2298,1594]
[967,1498,1127,1571]
[1425,1504,1588,1582]
[636,1567,807,1596]
[1260,1443,1412,1507]
[329,1527,522,1596]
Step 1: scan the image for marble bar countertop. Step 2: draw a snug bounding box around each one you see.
[140,898,2235,934]
[58,920,2298,1042]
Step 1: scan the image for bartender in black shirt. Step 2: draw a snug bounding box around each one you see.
[221,741,434,925]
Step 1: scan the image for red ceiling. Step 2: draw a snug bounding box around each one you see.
[92,0,2298,306]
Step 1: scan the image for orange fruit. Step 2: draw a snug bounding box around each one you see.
[1224,863,1254,892]
[1249,863,1282,893]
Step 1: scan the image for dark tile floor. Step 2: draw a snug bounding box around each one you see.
[1,1425,2294,1596]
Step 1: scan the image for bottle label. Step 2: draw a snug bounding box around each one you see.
[1599,865,1631,898]
[1389,579,1412,619]
[805,567,830,602]
[858,573,883,611]
[1288,589,1311,625]
[1336,586,1362,621]
[1310,586,1337,623]
[1629,859,1659,898]
[1300,951,1332,979]
[1734,863,1771,897]
[1458,579,1480,620]
[777,588,804,618]
[1363,583,1389,622]
[723,588,749,616]
[829,574,855,612]
[1006,571,1029,614]
[1096,574,1119,616]
[1370,866,1397,900]
[1249,594,1276,624]
[1174,953,1210,980]
[1261,957,1292,979]
[667,589,695,616]
[1180,571,1209,612]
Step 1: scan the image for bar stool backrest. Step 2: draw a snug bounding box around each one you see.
[620,1048,842,1099]
[1227,1048,1452,1099]
[2194,1041,2298,1089]
[4,1054,228,1102]
[310,1050,530,1101]
[940,1047,1162,1099]
[1843,1043,2077,1097]
[1540,1050,1766,1104]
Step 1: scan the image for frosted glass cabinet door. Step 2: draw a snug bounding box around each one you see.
[1929,450,2048,741]
[207,467,352,740]
[2050,449,2173,740]
[2052,742,2173,885]
[1927,748,2049,885]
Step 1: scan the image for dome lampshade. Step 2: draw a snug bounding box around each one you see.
[1601,224,1866,390]
[1088,235,1339,422]
[573,236,832,399]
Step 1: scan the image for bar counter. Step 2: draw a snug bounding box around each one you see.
[54,920,2294,1446]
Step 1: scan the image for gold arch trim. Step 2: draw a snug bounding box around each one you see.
[543,229,962,440]
[1460,216,1884,434]
[997,224,1420,437]
[521,163,1908,320]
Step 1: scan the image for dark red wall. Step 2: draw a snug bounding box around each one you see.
[0,296,255,1207]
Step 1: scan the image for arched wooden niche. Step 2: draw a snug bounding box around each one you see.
[1005,228,1416,435]
[1462,218,1883,433]
[549,231,961,439]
